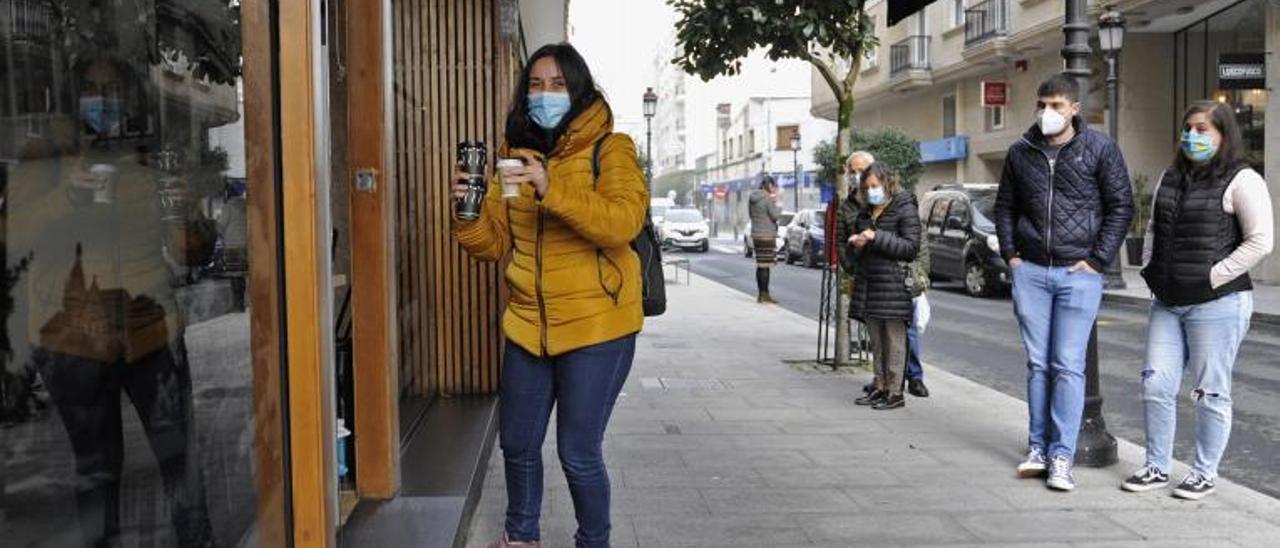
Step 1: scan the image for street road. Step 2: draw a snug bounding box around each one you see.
[683,239,1280,499]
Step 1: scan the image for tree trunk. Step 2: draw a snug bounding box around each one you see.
[833,94,853,367]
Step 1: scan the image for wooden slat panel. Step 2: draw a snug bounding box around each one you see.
[241,0,288,545]
[391,0,511,398]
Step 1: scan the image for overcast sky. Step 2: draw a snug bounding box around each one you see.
[568,0,676,133]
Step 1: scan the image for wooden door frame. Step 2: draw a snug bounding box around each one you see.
[346,0,401,499]
[279,0,339,545]
[241,0,293,546]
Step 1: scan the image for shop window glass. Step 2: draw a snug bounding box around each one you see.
[2,1,273,547]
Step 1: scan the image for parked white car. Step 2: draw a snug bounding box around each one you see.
[661,208,710,252]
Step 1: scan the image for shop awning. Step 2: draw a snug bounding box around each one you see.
[888,0,939,26]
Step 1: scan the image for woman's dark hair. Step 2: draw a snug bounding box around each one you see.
[759,175,776,190]
[856,163,902,206]
[1172,100,1247,179]
[504,43,606,153]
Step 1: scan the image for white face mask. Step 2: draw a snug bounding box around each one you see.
[1038,108,1069,137]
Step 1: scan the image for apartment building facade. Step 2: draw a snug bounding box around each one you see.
[814,0,1279,278]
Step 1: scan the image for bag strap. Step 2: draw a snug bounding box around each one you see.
[592,132,609,189]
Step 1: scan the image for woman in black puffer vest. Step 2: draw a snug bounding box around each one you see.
[842,164,921,410]
[1121,101,1273,500]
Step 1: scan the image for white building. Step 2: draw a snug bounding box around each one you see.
[813,0,1279,279]
[707,96,837,228]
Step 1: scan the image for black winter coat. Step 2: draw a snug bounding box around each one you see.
[846,192,921,322]
[994,116,1134,271]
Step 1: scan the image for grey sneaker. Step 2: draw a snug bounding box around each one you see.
[1046,454,1075,491]
[1016,447,1048,478]
[486,533,540,548]
[1121,465,1169,493]
[1172,473,1216,500]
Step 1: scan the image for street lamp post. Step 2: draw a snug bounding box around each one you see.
[1064,0,1119,468]
[643,87,658,195]
[1098,6,1127,291]
[790,131,801,211]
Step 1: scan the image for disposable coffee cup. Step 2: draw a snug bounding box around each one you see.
[497,158,525,198]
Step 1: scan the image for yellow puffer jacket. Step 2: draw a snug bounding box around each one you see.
[454,99,649,357]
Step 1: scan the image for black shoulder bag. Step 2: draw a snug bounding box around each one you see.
[592,134,666,317]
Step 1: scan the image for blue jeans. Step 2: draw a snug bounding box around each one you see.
[1142,291,1252,480]
[500,335,636,548]
[1011,262,1103,459]
[906,323,923,381]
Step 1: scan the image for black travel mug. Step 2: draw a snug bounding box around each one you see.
[456,141,487,220]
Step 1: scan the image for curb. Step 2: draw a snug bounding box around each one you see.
[1103,291,1280,328]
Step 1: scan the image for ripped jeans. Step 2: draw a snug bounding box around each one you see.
[1141,291,1252,480]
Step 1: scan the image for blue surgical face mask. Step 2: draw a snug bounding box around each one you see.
[1181,130,1218,163]
[528,92,572,129]
[867,186,886,206]
[80,95,121,136]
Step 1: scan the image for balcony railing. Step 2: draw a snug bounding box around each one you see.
[890,36,931,76]
[965,0,1009,46]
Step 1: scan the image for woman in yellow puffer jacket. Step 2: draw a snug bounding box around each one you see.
[452,43,648,548]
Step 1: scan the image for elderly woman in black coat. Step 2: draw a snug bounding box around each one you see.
[840,164,921,410]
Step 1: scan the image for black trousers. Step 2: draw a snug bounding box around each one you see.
[38,341,212,548]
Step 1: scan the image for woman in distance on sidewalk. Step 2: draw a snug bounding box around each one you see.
[452,43,649,547]
[841,164,921,410]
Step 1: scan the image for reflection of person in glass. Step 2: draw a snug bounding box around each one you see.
[30,57,214,548]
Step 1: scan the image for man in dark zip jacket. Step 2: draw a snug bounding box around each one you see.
[994,74,1134,493]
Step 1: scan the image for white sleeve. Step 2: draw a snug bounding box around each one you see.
[1211,169,1274,288]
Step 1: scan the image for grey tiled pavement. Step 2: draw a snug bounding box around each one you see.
[464,274,1280,547]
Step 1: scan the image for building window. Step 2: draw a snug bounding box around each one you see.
[737,136,743,157]
[748,130,756,154]
[942,94,957,138]
[987,105,1006,131]
[776,125,800,150]
[952,0,966,28]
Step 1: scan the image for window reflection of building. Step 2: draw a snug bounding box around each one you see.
[4,0,255,546]
[1174,0,1269,174]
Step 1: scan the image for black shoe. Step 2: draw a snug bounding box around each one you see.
[862,382,876,395]
[1121,465,1169,493]
[872,394,905,410]
[1172,473,1216,500]
[907,379,929,398]
[855,389,887,406]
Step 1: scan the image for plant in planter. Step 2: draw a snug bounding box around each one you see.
[1126,173,1153,267]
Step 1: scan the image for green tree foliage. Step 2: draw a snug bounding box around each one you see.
[849,128,923,192]
[813,139,841,190]
[654,169,698,206]
[669,0,875,160]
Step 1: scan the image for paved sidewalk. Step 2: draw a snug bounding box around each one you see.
[1106,269,1280,325]
[463,274,1280,547]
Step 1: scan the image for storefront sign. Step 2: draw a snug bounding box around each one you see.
[1218,53,1266,90]
[981,81,1008,107]
[919,136,969,164]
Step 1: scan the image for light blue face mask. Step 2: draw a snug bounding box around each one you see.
[867,186,886,206]
[528,92,572,129]
[1181,130,1218,163]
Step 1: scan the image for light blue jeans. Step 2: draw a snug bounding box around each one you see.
[1142,291,1252,480]
[1011,261,1104,460]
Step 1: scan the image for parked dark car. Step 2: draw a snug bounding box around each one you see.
[784,208,827,269]
[920,184,1009,297]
